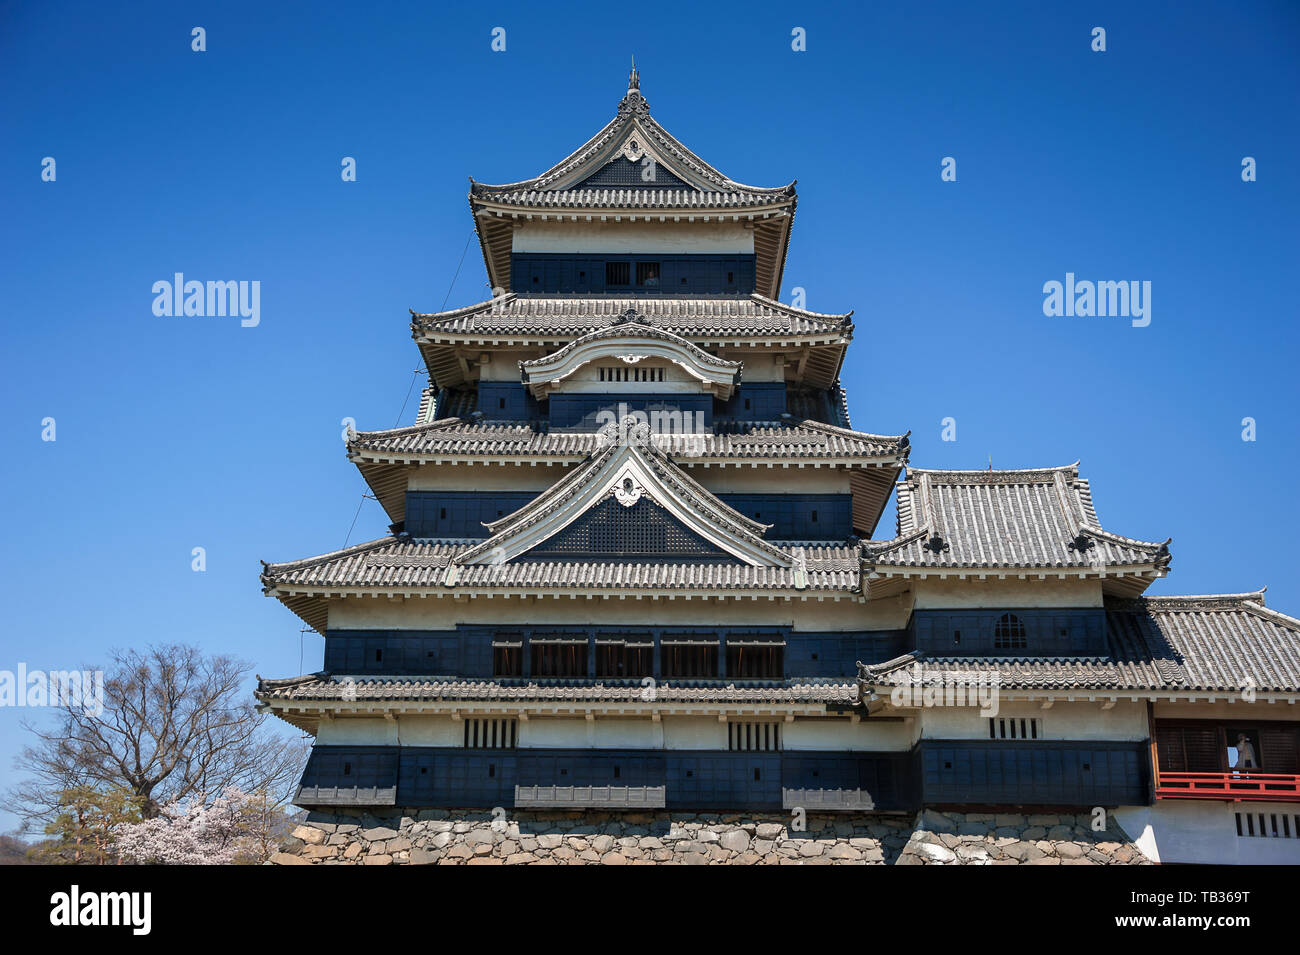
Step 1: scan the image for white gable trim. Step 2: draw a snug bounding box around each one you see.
[460,441,790,568]
[521,328,740,400]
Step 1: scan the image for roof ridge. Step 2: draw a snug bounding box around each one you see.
[861,527,931,556]
[411,292,515,323]
[904,461,1082,483]
[349,415,473,445]
[1082,525,1173,553]
[783,416,909,445]
[1111,590,1268,609]
[747,293,852,323]
[261,536,395,576]
[256,671,330,690]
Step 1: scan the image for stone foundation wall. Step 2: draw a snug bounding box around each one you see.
[270,808,1150,865]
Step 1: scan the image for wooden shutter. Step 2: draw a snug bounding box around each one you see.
[1260,726,1300,773]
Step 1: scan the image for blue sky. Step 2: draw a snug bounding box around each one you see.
[1,1,1297,831]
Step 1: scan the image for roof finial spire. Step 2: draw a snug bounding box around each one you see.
[628,56,640,93]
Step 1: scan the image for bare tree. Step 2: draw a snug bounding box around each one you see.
[8,644,308,828]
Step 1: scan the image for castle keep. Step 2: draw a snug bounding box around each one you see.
[258,73,1300,864]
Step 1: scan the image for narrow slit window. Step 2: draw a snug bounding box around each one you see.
[989,716,1041,739]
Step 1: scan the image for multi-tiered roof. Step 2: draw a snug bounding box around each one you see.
[261,71,912,632]
[258,71,1300,726]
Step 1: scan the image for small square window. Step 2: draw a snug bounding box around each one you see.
[636,262,660,287]
[606,261,630,286]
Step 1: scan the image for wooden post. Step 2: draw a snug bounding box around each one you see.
[1147,700,1159,804]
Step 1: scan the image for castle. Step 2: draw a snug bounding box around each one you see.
[257,72,1300,865]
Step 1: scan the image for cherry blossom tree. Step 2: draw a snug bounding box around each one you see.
[114,786,275,865]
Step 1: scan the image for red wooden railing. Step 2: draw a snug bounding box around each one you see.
[1156,771,1300,803]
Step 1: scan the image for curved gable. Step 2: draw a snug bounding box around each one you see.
[519,320,741,400]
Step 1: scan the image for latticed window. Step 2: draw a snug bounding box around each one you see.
[661,637,718,679]
[521,496,733,561]
[492,637,522,677]
[993,613,1028,650]
[725,639,785,679]
[530,637,588,678]
[594,638,653,679]
[464,718,518,749]
[729,722,782,752]
[575,156,691,189]
[606,261,630,286]
[989,717,1040,740]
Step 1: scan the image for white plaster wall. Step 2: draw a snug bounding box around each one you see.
[315,715,925,753]
[917,701,1149,741]
[693,468,851,495]
[662,717,728,749]
[783,717,914,751]
[316,717,398,746]
[394,716,463,747]
[912,577,1104,609]
[1114,801,1300,865]
[519,718,664,749]
[479,350,546,381]
[406,462,569,493]
[326,593,911,632]
[716,351,783,382]
[513,219,753,254]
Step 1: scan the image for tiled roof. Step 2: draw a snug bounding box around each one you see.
[261,538,863,631]
[257,674,856,706]
[263,538,860,592]
[472,188,793,209]
[466,76,796,307]
[469,81,793,200]
[348,416,908,464]
[411,293,852,341]
[860,592,1300,695]
[1108,592,1300,693]
[862,464,1170,574]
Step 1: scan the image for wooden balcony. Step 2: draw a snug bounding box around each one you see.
[1156,771,1300,803]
